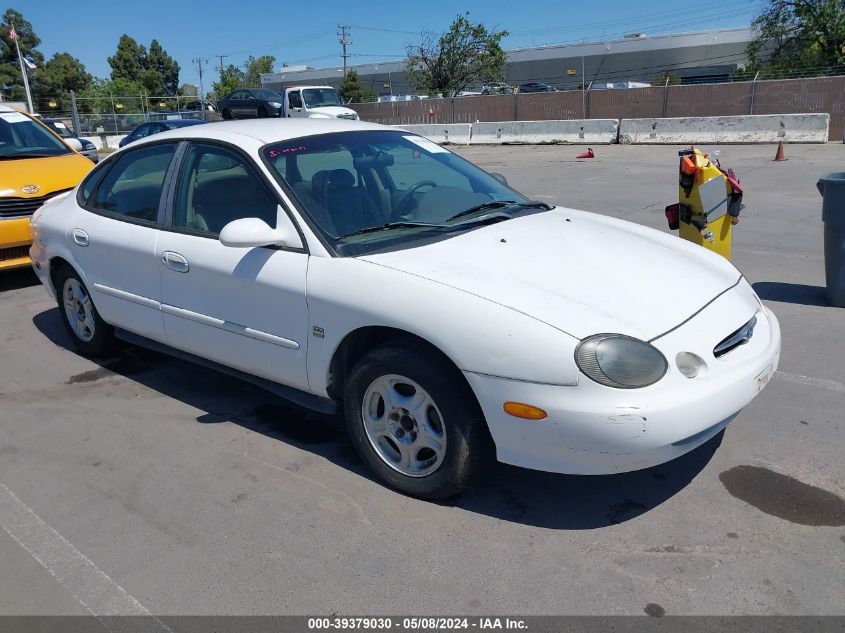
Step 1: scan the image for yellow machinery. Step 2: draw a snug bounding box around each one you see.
[665,147,743,260]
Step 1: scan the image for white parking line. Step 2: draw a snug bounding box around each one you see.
[774,370,845,394]
[0,482,169,630]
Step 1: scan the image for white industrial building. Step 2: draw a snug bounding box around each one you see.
[261,27,753,97]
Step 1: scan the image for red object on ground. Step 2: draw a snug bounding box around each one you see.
[576,148,595,159]
[774,141,787,161]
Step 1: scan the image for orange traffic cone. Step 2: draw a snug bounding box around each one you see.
[773,141,787,161]
[576,148,595,159]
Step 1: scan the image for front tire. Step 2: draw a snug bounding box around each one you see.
[55,265,114,357]
[221,108,233,120]
[344,342,494,499]
[257,106,268,118]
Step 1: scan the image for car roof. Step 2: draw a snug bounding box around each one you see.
[162,119,206,128]
[133,118,387,146]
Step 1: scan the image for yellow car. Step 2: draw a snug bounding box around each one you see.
[1,105,93,271]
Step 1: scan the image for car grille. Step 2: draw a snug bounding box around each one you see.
[0,245,29,262]
[337,113,358,120]
[0,189,71,219]
[713,315,757,358]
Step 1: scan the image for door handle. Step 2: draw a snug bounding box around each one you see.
[71,228,89,247]
[161,251,190,273]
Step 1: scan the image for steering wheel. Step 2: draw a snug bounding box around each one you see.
[391,180,438,221]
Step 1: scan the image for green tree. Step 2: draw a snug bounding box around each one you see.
[748,0,845,75]
[212,63,245,98]
[79,77,146,114]
[33,52,92,110]
[178,83,198,96]
[0,8,44,101]
[108,34,146,83]
[405,13,508,97]
[145,39,179,94]
[338,70,377,103]
[243,55,275,88]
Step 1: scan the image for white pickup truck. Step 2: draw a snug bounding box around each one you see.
[280,85,359,120]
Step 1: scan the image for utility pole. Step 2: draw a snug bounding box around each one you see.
[215,53,228,74]
[193,57,208,118]
[338,25,352,76]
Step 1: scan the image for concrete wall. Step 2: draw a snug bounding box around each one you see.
[82,135,126,150]
[392,124,472,145]
[618,114,830,144]
[471,119,618,144]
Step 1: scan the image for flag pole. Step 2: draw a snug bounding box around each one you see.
[11,22,34,113]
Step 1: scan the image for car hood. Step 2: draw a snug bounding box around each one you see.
[0,153,93,197]
[308,106,357,118]
[359,208,742,341]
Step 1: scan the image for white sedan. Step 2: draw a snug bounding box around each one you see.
[30,119,781,499]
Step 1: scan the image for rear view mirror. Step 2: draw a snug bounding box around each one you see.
[353,153,395,170]
[65,137,83,152]
[490,172,508,185]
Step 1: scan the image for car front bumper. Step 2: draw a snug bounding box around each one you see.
[81,148,99,163]
[0,217,34,271]
[465,295,781,475]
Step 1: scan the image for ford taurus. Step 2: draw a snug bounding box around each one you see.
[29,119,781,498]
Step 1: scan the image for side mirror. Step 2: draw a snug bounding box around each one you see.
[490,172,508,185]
[65,137,83,152]
[219,207,302,249]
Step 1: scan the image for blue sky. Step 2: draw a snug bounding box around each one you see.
[17,0,759,88]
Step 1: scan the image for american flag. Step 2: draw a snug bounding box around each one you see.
[8,27,17,41]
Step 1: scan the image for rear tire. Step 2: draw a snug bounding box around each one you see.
[54,265,114,357]
[222,108,233,120]
[344,342,494,499]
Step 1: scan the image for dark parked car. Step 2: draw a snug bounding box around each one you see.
[518,82,557,93]
[119,119,206,148]
[217,88,283,120]
[41,118,99,163]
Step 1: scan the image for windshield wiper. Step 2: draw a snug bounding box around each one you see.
[446,200,552,222]
[336,221,445,240]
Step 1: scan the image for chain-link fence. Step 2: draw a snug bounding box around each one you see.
[66,93,214,135]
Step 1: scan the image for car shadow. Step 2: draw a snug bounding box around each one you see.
[33,306,720,530]
[0,268,40,292]
[752,281,828,307]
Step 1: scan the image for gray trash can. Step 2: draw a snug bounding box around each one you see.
[817,172,845,307]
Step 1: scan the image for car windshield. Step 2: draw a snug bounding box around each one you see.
[45,120,74,138]
[255,89,281,100]
[0,112,71,158]
[263,130,546,256]
[302,88,342,108]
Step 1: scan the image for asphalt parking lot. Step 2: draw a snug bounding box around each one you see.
[1,143,843,618]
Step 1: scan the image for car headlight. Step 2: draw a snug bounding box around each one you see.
[82,141,96,150]
[268,102,281,108]
[575,334,668,389]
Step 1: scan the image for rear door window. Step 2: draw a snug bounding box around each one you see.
[89,143,176,224]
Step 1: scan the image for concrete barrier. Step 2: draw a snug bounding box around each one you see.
[82,135,127,149]
[392,124,472,145]
[471,119,619,144]
[618,114,830,144]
